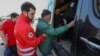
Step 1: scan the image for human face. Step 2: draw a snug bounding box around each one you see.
[23,8,36,22]
[55,9,60,15]
[44,14,51,22]
[12,16,19,23]
[27,8,35,21]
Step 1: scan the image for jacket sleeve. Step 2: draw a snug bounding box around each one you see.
[20,27,45,47]
[37,22,69,36]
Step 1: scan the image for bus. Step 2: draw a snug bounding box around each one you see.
[48,0,100,56]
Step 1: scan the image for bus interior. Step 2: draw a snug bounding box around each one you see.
[51,0,78,56]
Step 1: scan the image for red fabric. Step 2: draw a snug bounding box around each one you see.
[14,13,45,56]
[0,20,16,46]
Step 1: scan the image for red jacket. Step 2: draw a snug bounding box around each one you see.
[14,13,45,56]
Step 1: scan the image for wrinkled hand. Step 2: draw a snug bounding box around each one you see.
[67,20,75,28]
[55,9,60,15]
[42,34,47,38]
[3,38,8,47]
[4,40,8,47]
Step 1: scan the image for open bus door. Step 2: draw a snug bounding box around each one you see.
[48,0,78,56]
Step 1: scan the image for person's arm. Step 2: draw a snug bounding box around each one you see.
[59,4,68,13]
[0,21,8,47]
[20,27,47,47]
[37,20,74,36]
[0,31,8,46]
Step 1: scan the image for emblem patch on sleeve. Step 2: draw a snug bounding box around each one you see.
[28,32,33,38]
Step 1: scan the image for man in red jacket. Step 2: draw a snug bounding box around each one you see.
[0,13,19,56]
[14,2,46,56]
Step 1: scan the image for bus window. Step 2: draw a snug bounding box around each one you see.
[93,0,100,19]
[48,0,55,25]
[48,1,54,13]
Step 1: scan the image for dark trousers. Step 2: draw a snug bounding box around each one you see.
[4,45,18,56]
[42,41,58,56]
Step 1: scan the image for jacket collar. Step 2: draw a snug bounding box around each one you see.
[19,13,31,24]
[38,18,48,23]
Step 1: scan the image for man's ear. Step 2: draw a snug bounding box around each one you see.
[42,16,45,19]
